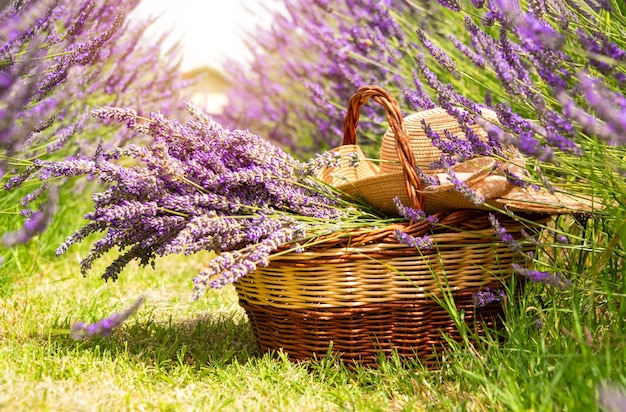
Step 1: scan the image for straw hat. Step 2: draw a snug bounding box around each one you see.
[318,86,597,216]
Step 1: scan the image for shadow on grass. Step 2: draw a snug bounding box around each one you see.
[44,310,435,377]
[50,311,261,370]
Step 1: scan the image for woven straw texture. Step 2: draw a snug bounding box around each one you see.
[235,214,541,309]
[235,86,548,366]
[235,211,546,366]
[379,107,500,174]
[238,286,507,367]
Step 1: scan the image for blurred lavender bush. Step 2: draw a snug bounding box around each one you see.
[217,0,413,155]
[0,0,189,246]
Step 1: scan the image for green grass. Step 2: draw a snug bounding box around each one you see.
[1,188,624,411]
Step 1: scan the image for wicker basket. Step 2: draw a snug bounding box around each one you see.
[234,87,548,367]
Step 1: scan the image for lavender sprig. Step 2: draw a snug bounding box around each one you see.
[512,263,573,289]
[393,230,433,250]
[2,185,58,246]
[446,168,485,206]
[472,288,506,308]
[393,196,426,221]
[488,213,523,254]
[71,296,145,339]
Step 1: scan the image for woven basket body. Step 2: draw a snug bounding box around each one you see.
[237,289,505,366]
[235,212,547,366]
[234,86,548,367]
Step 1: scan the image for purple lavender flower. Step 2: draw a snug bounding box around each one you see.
[503,168,533,188]
[415,28,457,74]
[472,288,505,308]
[427,215,439,226]
[576,27,625,80]
[71,296,145,339]
[556,90,624,146]
[415,164,442,187]
[449,35,486,68]
[489,213,523,254]
[403,73,437,110]
[195,226,297,294]
[2,0,189,246]
[422,120,475,165]
[554,232,569,244]
[496,0,565,51]
[347,151,361,167]
[434,0,461,11]
[447,168,485,206]
[29,103,348,293]
[217,0,411,154]
[574,72,626,145]
[393,229,433,250]
[312,151,343,169]
[393,196,426,221]
[520,229,542,246]
[216,0,624,194]
[512,263,573,289]
[2,185,58,247]
[493,103,555,161]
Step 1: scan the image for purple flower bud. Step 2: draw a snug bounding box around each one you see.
[489,214,523,254]
[512,264,572,289]
[71,296,145,339]
[393,197,426,221]
[393,230,433,250]
[3,185,58,247]
[472,288,505,308]
[447,168,485,206]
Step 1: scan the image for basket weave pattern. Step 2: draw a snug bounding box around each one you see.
[235,214,542,365]
[238,288,505,365]
[234,86,546,366]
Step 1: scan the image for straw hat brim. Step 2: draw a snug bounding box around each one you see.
[333,165,596,216]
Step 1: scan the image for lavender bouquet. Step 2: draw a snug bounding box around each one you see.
[32,103,385,298]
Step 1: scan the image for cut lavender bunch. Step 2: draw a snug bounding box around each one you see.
[71,296,145,339]
[511,263,573,289]
[31,103,383,296]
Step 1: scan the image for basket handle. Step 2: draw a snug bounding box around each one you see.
[342,85,424,211]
